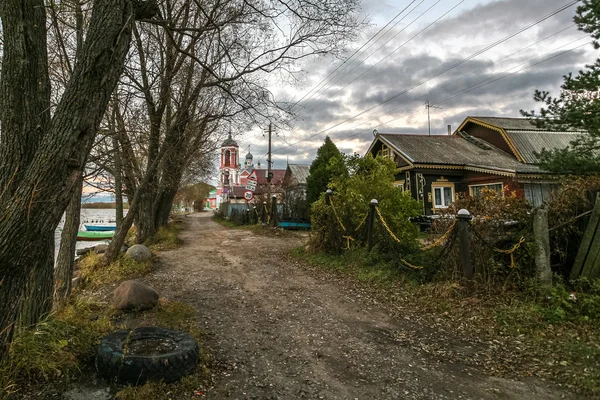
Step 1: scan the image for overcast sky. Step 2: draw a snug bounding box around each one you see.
[223,0,595,173]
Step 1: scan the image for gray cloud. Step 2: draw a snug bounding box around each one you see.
[225,0,596,171]
[422,0,577,41]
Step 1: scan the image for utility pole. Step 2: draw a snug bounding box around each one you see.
[267,122,272,201]
[425,101,442,136]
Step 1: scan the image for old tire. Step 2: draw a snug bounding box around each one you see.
[96,327,199,385]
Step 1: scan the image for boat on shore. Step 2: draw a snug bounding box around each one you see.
[77,231,114,241]
[85,224,117,232]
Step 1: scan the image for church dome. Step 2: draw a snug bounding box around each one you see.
[245,151,253,159]
[221,132,238,147]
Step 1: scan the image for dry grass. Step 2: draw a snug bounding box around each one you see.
[78,253,153,288]
[0,300,115,399]
[145,222,184,251]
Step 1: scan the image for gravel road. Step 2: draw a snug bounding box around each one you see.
[145,212,576,400]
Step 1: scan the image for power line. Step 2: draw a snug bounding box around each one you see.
[329,24,582,141]
[295,0,464,120]
[297,0,579,123]
[271,0,580,154]
[289,0,422,113]
[325,35,590,144]
[292,0,425,115]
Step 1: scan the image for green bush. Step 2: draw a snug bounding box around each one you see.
[309,154,421,255]
[432,187,534,286]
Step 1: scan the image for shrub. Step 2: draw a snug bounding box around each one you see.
[546,176,600,277]
[309,154,422,256]
[430,187,533,287]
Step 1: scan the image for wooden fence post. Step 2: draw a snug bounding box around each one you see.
[367,199,378,252]
[262,201,267,224]
[571,193,600,280]
[457,209,473,280]
[271,195,278,227]
[533,206,552,287]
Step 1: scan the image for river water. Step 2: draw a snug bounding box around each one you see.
[54,209,127,256]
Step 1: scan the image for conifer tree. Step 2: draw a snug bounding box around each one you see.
[306,136,346,204]
[522,0,600,174]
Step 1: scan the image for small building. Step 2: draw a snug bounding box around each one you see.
[366,116,583,214]
[282,164,311,221]
[283,164,310,201]
[253,169,286,202]
[204,189,218,209]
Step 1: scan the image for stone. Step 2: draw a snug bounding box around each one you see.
[125,244,152,261]
[76,246,95,256]
[113,280,159,311]
[72,277,83,290]
[94,243,109,254]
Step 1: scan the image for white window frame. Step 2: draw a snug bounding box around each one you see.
[469,182,504,197]
[432,184,454,209]
[393,180,405,192]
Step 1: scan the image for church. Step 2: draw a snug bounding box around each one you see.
[216,133,286,207]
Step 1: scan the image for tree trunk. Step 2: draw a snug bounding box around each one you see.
[113,136,124,230]
[53,174,83,312]
[136,191,157,243]
[18,234,55,329]
[0,0,147,363]
[154,187,178,229]
[103,183,146,264]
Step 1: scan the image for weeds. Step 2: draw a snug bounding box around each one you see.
[0,300,114,398]
[145,222,184,251]
[78,253,153,288]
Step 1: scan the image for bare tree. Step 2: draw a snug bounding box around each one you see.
[0,0,362,361]
[100,0,363,264]
[0,0,159,362]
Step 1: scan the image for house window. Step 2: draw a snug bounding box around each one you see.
[393,180,404,191]
[432,185,454,208]
[469,183,503,197]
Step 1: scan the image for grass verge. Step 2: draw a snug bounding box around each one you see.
[78,253,153,288]
[145,221,184,251]
[1,223,207,399]
[291,246,600,395]
[212,215,304,238]
[0,300,115,399]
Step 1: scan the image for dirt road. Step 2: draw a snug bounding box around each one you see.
[145,213,574,400]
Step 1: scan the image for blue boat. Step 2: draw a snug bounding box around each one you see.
[85,225,117,232]
[278,221,311,230]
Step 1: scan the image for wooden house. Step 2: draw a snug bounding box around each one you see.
[367,116,583,214]
[283,164,310,201]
